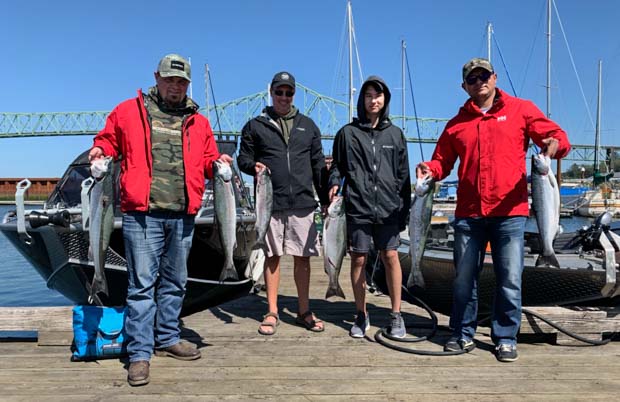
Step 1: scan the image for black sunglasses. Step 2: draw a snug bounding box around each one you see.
[465,70,493,85]
[274,89,295,97]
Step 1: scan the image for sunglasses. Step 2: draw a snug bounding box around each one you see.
[274,89,295,97]
[465,70,493,85]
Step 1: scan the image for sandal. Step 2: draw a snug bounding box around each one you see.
[258,312,279,335]
[295,311,325,332]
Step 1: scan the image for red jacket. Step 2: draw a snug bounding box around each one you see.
[426,88,570,218]
[93,90,220,215]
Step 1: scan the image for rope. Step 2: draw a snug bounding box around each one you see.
[403,47,424,161]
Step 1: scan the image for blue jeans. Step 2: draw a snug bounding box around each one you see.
[122,211,195,362]
[450,216,526,346]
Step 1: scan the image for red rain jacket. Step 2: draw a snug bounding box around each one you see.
[425,88,570,218]
[93,90,220,215]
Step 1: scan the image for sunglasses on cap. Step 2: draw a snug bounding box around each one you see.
[465,70,493,85]
[274,89,295,97]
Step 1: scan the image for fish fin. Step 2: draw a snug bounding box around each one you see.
[325,285,346,299]
[219,263,239,282]
[535,253,560,269]
[406,269,426,289]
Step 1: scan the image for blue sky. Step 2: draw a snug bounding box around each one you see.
[1,0,619,178]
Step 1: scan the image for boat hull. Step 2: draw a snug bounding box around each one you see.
[366,225,620,317]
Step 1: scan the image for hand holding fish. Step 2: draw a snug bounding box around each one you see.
[254,162,268,174]
[328,185,340,203]
[88,146,104,162]
[416,162,432,179]
[217,153,233,164]
[541,137,559,158]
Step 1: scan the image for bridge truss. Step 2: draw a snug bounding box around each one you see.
[0,83,614,164]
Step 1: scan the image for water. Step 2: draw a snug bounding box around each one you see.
[0,204,71,307]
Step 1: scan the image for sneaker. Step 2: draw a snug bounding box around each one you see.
[443,337,476,352]
[127,360,150,386]
[387,312,406,338]
[495,343,518,362]
[155,341,201,361]
[349,311,370,338]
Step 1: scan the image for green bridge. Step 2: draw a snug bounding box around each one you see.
[0,83,614,163]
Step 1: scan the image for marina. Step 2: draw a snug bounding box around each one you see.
[1,255,619,400]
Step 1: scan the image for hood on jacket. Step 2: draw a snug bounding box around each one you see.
[356,75,391,126]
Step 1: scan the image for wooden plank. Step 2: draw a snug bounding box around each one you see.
[0,255,618,400]
[0,306,73,332]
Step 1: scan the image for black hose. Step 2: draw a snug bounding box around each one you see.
[373,286,472,355]
[522,307,617,346]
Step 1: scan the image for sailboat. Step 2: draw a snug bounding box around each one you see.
[574,61,620,218]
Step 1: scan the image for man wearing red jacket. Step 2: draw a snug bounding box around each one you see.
[418,58,570,362]
[89,54,232,386]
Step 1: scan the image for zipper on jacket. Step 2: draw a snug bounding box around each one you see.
[371,132,378,220]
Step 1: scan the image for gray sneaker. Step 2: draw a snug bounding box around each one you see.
[387,312,406,338]
[349,311,370,338]
[444,337,476,352]
[495,343,518,362]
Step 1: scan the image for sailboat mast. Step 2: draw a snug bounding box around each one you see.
[204,64,210,120]
[347,0,354,123]
[401,39,406,131]
[594,60,602,175]
[486,22,492,62]
[546,0,552,118]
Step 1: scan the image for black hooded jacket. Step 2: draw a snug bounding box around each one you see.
[237,108,327,212]
[328,76,411,227]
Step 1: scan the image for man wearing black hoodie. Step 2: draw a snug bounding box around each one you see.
[328,76,411,338]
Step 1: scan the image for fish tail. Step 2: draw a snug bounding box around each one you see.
[406,269,426,289]
[325,284,346,299]
[219,262,239,282]
[535,253,560,268]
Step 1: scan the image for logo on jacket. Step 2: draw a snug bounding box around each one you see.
[497,115,507,122]
[382,145,394,149]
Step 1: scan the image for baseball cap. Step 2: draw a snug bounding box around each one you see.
[271,71,295,89]
[157,54,191,82]
[462,58,494,80]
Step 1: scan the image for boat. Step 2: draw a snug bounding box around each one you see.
[575,186,620,218]
[0,139,256,317]
[366,214,620,316]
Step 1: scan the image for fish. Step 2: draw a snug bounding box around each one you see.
[254,168,273,248]
[531,153,561,268]
[323,196,347,299]
[407,174,435,289]
[88,157,116,303]
[213,160,239,281]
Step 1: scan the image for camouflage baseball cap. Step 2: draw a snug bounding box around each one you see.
[157,54,191,82]
[462,58,494,80]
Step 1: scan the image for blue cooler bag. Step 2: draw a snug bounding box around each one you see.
[71,305,128,361]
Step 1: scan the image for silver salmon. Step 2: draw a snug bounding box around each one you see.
[407,174,435,289]
[213,161,239,281]
[88,157,115,303]
[323,196,346,299]
[531,153,561,268]
[254,168,273,248]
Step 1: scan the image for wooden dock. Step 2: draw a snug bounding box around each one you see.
[1,255,620,401]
